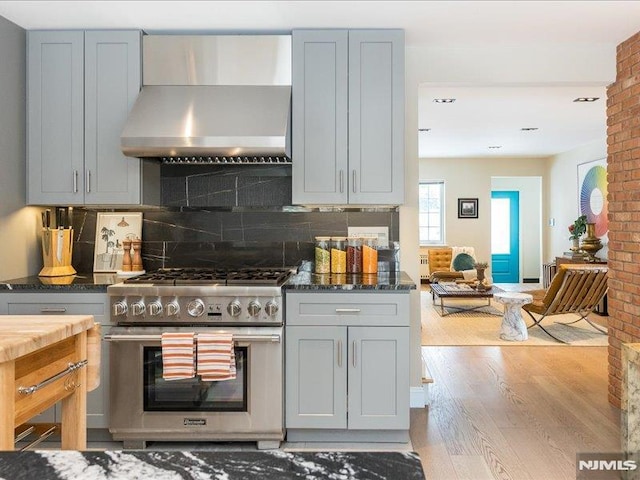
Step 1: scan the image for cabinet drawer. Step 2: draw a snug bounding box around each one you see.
[9,302,105,317]
[286,292,409,326]
[1,292,110,325]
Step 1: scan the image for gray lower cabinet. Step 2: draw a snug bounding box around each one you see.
[27,30,157,205]
[285,292,409,442]
[0,292,111,429]
[292,29,404,205]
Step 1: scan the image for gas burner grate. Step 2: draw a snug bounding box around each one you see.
[123,267,293,286]
[226,269,292,285]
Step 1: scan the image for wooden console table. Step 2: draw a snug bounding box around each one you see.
[0,315,99,450]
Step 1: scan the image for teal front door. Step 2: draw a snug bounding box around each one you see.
[491,191,519,283]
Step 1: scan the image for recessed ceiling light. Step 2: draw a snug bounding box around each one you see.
[418,128,431,132]
[521,127,539,131]
[433,98,456,103]
[488,146,502,149]
[573,97,600,102]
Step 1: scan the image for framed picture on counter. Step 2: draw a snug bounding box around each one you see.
[93,212,143,272]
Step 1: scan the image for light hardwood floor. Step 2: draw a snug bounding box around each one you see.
[410,346,620,480]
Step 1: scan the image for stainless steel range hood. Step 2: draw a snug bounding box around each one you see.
[121,35,292,162]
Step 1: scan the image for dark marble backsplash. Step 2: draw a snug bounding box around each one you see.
[70,208,399,272]
[161,164,292,207]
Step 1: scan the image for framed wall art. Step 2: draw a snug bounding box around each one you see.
[93,212,143,272]
[458,198,478,219]
[577,158,608,238]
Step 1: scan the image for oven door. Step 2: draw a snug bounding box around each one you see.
[106,325,283,443]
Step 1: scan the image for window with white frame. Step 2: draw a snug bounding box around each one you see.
[419,181,444,245]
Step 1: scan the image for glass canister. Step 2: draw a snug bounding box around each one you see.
[314,236,331,274]
[362,237,378,274]
[331,237,347,274]
[347,237,362,273]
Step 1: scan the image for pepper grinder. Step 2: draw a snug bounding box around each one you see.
[131,239,143,272]
[121,240,132,272]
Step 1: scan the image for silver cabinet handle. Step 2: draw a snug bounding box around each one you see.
[40,307,67,313]
[352,341,357,367]
[73,170,78,193]
[18,360,87,395]
[337,339,342,367]
[86,170,91,193]
[339,170,344,193]
[352,170,357,193]
[335,308,361,313]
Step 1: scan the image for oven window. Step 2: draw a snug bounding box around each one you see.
[143,347,247,412]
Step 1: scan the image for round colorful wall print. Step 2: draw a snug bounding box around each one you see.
[580,165,608,237]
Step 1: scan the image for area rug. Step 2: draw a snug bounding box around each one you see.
[421,291,608,346]
[436,304,503,317]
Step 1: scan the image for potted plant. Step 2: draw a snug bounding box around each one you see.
[568,215,587,251]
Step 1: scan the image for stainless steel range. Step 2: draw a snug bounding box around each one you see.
[105,267,292,450]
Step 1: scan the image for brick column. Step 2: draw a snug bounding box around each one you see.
[607,31,640,408]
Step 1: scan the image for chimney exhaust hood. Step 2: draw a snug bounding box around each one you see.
[121,35,292,162]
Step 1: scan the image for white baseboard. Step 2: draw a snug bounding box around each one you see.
[410,387,426,408]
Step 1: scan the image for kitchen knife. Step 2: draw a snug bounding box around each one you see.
[44,209,51,229]
[41,211,46,230]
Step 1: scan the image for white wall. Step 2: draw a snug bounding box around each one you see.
[547,139,608,261]
[0,16,41,280]
[419,157,546,280]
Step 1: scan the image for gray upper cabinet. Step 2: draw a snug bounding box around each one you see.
[292,29,404,205]
[27,30,145,205]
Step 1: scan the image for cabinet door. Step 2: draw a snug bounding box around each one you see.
[285,326,347,429]
[27,31,85,205]
[292,30,348,204]
[84,31,141,204]
[348,30,404,205]
[348,326,409,430]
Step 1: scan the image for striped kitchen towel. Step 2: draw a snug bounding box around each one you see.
[161,332,195,380]
[196,333,236,381]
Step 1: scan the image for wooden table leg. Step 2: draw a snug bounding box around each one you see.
[0,360,15,450]
[60,331,87,450]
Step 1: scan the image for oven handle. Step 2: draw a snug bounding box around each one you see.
[104,334,281,343]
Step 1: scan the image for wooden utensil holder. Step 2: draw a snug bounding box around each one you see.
[39,228,76,277]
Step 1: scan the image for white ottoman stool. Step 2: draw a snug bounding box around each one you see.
[494,292,533,341]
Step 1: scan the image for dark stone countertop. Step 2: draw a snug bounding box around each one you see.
[283,271,416,291]
[0,450,425,480]
[0,273,119,292]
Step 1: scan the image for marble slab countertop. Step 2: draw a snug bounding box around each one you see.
[0,315,95,362]
[0,273,121,292]
[284,271,416,291]
[0,450,425,480]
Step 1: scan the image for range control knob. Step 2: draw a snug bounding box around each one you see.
[131,300,145,316]
[147,300,163,316]
[247,300,261,317]
[227,300,242,317]
[165,301,180,317]
[187,299,205,317]
[265,300,279,317]
[113,301,128,316]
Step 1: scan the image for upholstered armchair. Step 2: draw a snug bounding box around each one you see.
[427,247,477,283]
[522,264,608,343]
